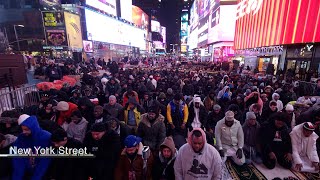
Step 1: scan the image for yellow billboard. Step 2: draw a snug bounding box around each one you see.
[64,12,83,50]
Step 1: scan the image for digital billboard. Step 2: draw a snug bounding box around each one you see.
[42,11,65,27]
[197,0,211,19]
[190,0,199,33]
[83,40,93,52]
[120,0,132,22]
[181,11,189,22]
[46,29,67,46]
[197,15,209,47]
[85,9,146,50]
[39,0,61,8]
[188,27,198,50]
[234,0,320,50]
[132,6,149,30]
[161,26,166,44]
[64,12,83,50]
[86,0,117,16]
[151,20,161,33]
[208,5,236,44]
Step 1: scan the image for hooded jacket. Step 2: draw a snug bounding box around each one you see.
[122,90,140,106]
[114,142,154,180]
[217,86,232,100]
[12,116,51,180]
[57,102,78,125]
[137,113,166,151]
[123,98,145,126]
[272,93,284,112]
[242,117,261,148]
[187,102,208,130]
[152,137,177,180]
[66,117,88,143]
[0,134,17,178]
[105,80,121,96]
[290,124,319,164]
[174,128,222,180]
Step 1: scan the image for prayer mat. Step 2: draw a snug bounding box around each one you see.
[290,170,320,180]
[225,159,267,180]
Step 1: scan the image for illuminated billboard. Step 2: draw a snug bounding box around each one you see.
[197,0,211,19]
[132,6,149,30]
[190,0,199,33]
[64,12,83,50]
[197,15,209,47]
[83,40,93,52]
[120,0,132,22]
[86,0,117,16]
[161,26,166,44]
[151,20,161,33]
[181,12,189,52]
[208,5,236,44]
[181,11,189,22]
[235,0,320,49]
[85,9,146,50]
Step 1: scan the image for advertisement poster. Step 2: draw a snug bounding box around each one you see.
[181,11,189,22]
[120,0,132,22]
[42,11,65,27]
[197,0,210,19]
[198,15,209,47]
[46,29,67,46]
[83,40,93,52]
[161,26,166,44]
[64,12,83,50]
[132,6,149,31]
[151,20,161,33]
[86,0,117,16]
[190,0,199,33]
[39,0,61,8]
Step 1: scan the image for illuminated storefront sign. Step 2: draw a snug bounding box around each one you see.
[236,46,284,56]
[235,0,320,50]
[236,0,263,19]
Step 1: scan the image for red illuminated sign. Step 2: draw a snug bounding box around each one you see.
[234,0,320,50]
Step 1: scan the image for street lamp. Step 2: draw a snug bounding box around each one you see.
[13,24,24,51]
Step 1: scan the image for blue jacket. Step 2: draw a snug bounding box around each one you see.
[12,116,51,180]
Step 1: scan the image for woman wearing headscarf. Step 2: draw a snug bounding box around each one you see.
[272,93,284,112]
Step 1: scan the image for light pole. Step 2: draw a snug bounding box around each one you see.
[13,24,24,51]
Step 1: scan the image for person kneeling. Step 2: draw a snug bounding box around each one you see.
[290,122,319,173]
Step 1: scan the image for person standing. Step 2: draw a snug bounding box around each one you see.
[290,122,319,173]
[215,111,245,165]
[12,114,51,180]
[174,128,222,180]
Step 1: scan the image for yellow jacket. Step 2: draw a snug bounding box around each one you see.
[124,107,141,125]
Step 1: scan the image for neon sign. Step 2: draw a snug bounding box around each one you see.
[236,0,263,19]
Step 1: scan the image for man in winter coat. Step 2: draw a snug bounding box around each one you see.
[242,112,262,164]
[49,128,85,180]
[152,137,177,180]
[104,95,123,120]
[84,122,121,179]
[105,78,121,98]
[260,112,293,169]
[124,97,145,132]
[107,117,132,148]
[167,93,189,148]
[0,133,17,179]
[114,135,154,180]
[206,104,224,136]
[174,128,222,180]
[67,110,88,143]
[187,96,208,131]
[290,122,319,173]
[137,105,166,154]
[215,111,245,165]
[12,114,51,180]
[45,60,62,82]
[93,105,109,124]
[56,101,78,126]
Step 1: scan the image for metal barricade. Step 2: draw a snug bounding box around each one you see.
[0,85,40,114]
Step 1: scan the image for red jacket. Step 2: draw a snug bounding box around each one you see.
[57,102,78,125]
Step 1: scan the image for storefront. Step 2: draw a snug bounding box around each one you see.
[234,0,320,77]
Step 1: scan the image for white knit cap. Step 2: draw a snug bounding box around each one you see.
[56,101,69,111]
[149,75,153,79]
[101,78,108,83]
[18,114,30,125]
[194,96,201,103]
[225,111,235,121]
[285,104,294,111]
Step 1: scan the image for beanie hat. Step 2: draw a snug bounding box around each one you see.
[148,105,159,114]
[213,104,221,111]
[56,101,69,111]
[194,96,201,103]
[225,111,235,122]
[18,114,30,125]
[303,122,315,131]
[173,93,182,101]
[101,78,108,83]
[167,88,173,95]
[91,122,106,132]
[160,136,176,154]
[51,128,67,142]
[124,135,142,148]
[285,104,294,111]
[158,92,166,99]
[246,112,256,120]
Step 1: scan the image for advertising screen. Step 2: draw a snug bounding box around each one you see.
[190,0,199,33]
[235,0,320,49]
[197,0,211,19]
[39,0,61,8]
[208,5,236,44]
[46,29,67,46]
[161,26,166,44]
[197,15,209,47]
[83,40,93,52]
[132,6,149,30]
[151,20,161,33]
[64,12,83,50]
[120,0,132,22]
[42,11,64,27]
[85,9,146,50]
[181,11,189,22]
[188,27,198,50]
[86,0,117,16]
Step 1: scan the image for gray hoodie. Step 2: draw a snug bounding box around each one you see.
[242,119,260,148]
[67,117,88,142]
[174,128,222,180]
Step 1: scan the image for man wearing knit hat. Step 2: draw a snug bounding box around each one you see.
[242,112,262,164]
[84,122,121,179]
[290,122,319,173]
[152,137,177,180]
[12,114,51,180]
[56,101,78,126]
[260,112,292,169]
[284,104,296,130]
[215,111,245,165]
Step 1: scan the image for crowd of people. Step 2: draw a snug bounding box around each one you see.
[1,57,320,180]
